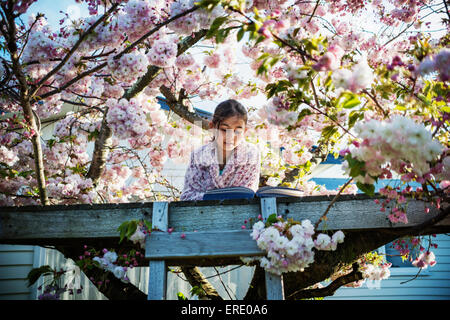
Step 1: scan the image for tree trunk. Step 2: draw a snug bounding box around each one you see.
[181,266,223,300]
[4,3,49,205]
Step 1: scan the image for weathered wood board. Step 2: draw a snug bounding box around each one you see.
[148,202,169,300]
[0,194,446,246]
[146,230,264,259]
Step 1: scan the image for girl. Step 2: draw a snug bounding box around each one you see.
[180,99,261,201]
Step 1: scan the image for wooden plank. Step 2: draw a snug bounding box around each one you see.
[0,195,447,245]
[265,271,285,300]
[260,197,277,221]
[261,197,285,300]
[148,260,167,300]
[148,202,168,300]
[0,202,153,244]
[146,230,264,259]
[151,202,169,231]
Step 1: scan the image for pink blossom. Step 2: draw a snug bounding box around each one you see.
[412,251,436,269]
[313,52,339,71]
[440,180,450,191]
[204,53,221,69]
[0,146,19,166]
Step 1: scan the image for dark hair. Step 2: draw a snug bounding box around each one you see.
[211,99,248,129]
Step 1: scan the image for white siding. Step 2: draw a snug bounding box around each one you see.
[0,245,35,300]
[41,248,107,300]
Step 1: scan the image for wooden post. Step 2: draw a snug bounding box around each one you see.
[148,202,169,300]
[260,197,285,300]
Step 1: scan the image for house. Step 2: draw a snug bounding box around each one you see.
[1,101,449,300]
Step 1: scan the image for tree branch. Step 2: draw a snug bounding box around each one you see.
[314,178,353,230]
[35,6,201,102]
[444,0,450,21]
[362,89,388,118]
[307,0,321,23]
[159,85,211,130]
[181,266,224,300]
[287,262,363,299]
[30,3,120,98]
[86,114,112,186]
[123,29,208,100]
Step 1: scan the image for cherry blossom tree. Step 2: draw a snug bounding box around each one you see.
[1,0,449,300]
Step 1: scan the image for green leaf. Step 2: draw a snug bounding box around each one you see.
[206,16,228,39]
[126,220,138,238]
[441,106,450,113]
[394,105,407,111]
[144,220,152,231]
[47,139,57,149]
[18,170,34,178]
[337,92,361,109]
[177,292,188,300]
[321,125,338,140]
[194,0,221,10]
[265,80,293,98]
[215,27,232,44]
[88,129,99,142]
[297,108,313,122]
[118,222,128,244]
[265,213,278,226]
[26,265,54,287]
[345,155,366,178]
[256,35,267,45]
[237,27,245,42]
[348,111,362,129]
[323,74,333,90]
[257,63,267,76]
[190,285,205,298]
[342,96,361,109]
[356,182,375,196]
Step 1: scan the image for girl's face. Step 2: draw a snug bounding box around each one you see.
[212,115,247,152]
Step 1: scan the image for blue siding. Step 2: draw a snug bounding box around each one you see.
[324,234,450,300]
[310,178,423,193]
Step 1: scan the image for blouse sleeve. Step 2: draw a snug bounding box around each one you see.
[232,147,261,192]
[180,152,206,201]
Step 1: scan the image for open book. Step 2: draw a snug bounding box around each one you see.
[202,186,304,200]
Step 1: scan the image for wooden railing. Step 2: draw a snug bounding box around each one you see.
[1,194,448,299]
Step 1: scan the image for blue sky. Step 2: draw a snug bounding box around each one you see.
[25,0,89,26]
